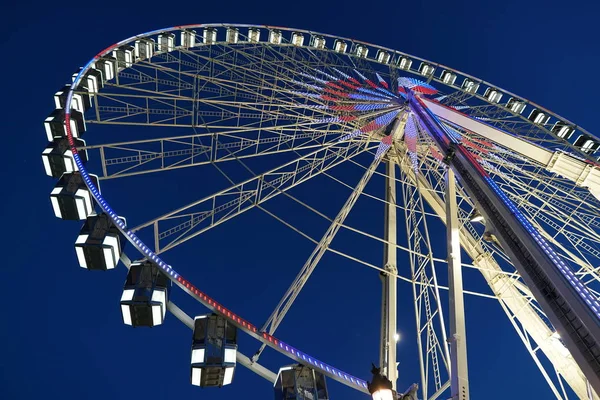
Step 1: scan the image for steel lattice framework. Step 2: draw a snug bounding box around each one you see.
[46,24,600,400]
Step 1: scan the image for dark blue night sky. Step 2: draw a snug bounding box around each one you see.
[2,1,599,399]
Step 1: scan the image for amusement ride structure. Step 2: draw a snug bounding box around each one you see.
[43,24,600,400]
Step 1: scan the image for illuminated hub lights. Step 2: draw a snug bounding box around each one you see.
[397,77,438,95]
[294,68,442,162]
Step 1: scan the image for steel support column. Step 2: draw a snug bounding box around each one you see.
[380,159,398,389]
[445,168,470,400]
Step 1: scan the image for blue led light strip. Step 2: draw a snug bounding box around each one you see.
[63,26,369,392]
[483,176,600,316]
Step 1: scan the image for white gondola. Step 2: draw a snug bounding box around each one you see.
[113,45,134,69]
[42,137,87,178]
[75,213,125,270]
[333,39,347,53]
[72,68,104,94]
[158,33,175,52]
[506,97,526,114]
[180,30,196,48]
[528,109,550,125]
[95,57,117,82]
[440,70,457,85]
[484,87,503,103]
[376,50,391,64]
[274,364,329,400]
[396,56,412,70]
[354,44,368,58]
[310,35,326,49]
[291,32,304,46]
[551,122,575,140]
[120,260,169,327]
[135,38,155,61]
[44,109,86,141]
[574,134,600,154]
[190,314,237,387]
[54,85,91,113]
[462,78,479,93]
[418,62,435,76]
[268,30,282,44]
[203,28,217,44]
[248,28,260,43]
[226,27,239,44]
[49,172,99,220]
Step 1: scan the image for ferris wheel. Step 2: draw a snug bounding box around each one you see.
[42,23,600,400]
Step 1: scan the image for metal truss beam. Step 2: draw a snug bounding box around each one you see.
[83,129,342,179]
[132,137,374,254]
[399,154,450,399]
[445,168,470,400]
[380,159,398,389]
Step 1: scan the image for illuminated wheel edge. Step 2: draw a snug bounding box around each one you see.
[63,23,599,394]
[65,24,374,394]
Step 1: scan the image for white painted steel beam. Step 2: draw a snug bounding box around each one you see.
[445,168,470,400]
[380,160,398,390]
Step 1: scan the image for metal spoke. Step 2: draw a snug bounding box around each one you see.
[251,153,382,362]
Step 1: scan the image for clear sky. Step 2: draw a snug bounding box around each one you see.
[2,0,599,399]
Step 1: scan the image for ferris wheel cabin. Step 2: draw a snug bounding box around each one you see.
[190,314,238,388]
[291,32,304,46]
[180,30,196,48]
[418,62,435,77]
[134,38,155,61]
[440,70,457,85]
[333,39,347,53]
[269,29,282,44]
[574,134,600,155]
[528,109,551,125]
[95,57,117,82]
[75,213,125,271]
[310,35,326,49]
[506,97,526,114]
[204,28,217,45]
[226,27,239,44]
[461,78,479,93]
[54,85,91,114]
[44,109,86,142]
[274,364,329,400]
[483,87,503,103]
[120,260,169,327]
[42,137,87,178]
[551,122,576,140]
[49,172,99,220]
[248,28,260,43]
